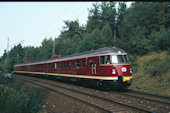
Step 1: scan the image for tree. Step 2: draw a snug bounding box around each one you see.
[1,44,24,72]
[149,27,170,51]
[100,2,117,32]
[60,20,85,39]
[38,38,53,59]
[78,28,105,52]
[101,24,114,47]
[86,3,102,33]
[116,2,127,38]
[23,46,40,62]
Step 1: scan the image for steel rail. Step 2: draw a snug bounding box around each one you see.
[17,75,155,113]
[130,90,170,100]
[111,90,170,106]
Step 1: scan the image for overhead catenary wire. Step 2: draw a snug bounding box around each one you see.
[33,2,74,40]
[45,9,88,38]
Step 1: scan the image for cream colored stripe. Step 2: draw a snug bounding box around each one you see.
[14,71,118,80]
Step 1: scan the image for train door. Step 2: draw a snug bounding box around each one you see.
[89,58,97,75]
[45,63,48,73]
[71,61,75,74]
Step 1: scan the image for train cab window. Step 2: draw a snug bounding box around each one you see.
[111,55,118,64]
[76,61,80,68]
[116,55,130,64]
[100,55,130,64]
[82,59,85,68]
[89,59,92,68]
[123,55,130,64]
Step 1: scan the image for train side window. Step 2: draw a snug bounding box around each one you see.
[55,63,57,69]
[58,63,60,68]
[71,61,75,68]
[51,64,53,69]
[100,55,111,64]
[52,63,54,69]
[64,62,66,68]
[89,59,92,68]
[100,56,105,64]
[60,62,63,69]
[76,61,80,68]
[82,59,85,68]
[62,62,64,68]
[60,63,62,68]
[67,61,70,68]
[49,64,51,69]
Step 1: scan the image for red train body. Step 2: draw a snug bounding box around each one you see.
[14,47,132,88]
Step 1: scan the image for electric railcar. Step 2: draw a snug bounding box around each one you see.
[14,47,132,88]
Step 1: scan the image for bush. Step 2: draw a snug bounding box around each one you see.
[0,77,42,113]
[129,54,138,73]
[143,55,170,77]
[151,67,162,77]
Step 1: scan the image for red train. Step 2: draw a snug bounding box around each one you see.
[14,47,132,88]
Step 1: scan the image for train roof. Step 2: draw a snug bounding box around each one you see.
[14,46,127,67]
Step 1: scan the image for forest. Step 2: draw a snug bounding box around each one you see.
[0,2,170,73]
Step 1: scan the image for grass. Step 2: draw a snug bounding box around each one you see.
[128,51,170,96]
[0,76,43,113]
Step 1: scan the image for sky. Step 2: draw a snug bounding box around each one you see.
[0,2,132,56]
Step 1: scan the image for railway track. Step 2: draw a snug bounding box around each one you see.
[114,90,170,106]
[108,90,170,113]
[16,75,154,113]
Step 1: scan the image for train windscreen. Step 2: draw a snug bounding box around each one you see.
[100,55,130,64]
[111,55,130,64]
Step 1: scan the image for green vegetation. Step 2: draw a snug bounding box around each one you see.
[0,2,169,96]
[0,77,43,113]
[129,52,170,96]
[1,2,170,73]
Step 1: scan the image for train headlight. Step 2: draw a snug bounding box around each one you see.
[121,67,127,72]
[112,69,116,74]
[130,69,132,73]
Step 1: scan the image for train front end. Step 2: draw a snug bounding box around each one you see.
[100,51,132,88]
[112,54,132,87]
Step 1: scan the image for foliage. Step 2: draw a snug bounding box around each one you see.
[149,27,170,51]
[1,2,170,73]
[78,28,105,52]
[86,3,102,33]
[129,52,170,96]
[143,56,170,77]
[1,44,24,73]
[101,24,114,47]
[0,77,42,113]
[117,2,170,55]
